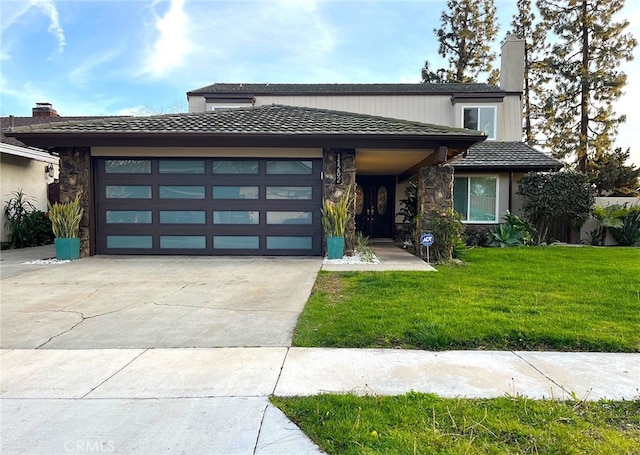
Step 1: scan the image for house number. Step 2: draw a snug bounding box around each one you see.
[335,152,342,184]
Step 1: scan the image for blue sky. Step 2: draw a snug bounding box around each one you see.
[1,0,638,165]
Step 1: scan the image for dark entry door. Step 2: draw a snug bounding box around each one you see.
[355,176,395,238]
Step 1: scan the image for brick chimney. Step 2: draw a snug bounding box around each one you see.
[32,102,59,117]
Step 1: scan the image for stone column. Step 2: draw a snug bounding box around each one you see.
[417,164,454,258]
[323,148,356,255]
[54,147,91,257]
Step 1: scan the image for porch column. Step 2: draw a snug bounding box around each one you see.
[417,164,454,254]
[323,148,356,255]
[54,147,91,257]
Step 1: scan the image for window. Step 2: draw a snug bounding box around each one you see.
[463,107,496,140]
[454,176,498,223]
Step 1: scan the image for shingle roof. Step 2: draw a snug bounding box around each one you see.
[187,82,504,96]
[9,104,484,138]
[1,115,113,147]
[453,141,563,171]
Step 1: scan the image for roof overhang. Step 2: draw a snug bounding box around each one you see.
[0,142,58,164]
[8,132,486,152]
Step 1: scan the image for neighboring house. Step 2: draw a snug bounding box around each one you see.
[1,103,61,243]
[7,36,561,258]
[1,103,118,244]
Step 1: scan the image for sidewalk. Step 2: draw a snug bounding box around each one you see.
[2,347,638,454]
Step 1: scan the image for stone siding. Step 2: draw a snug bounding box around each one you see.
[323,149,356,255]
[418,164,454,231]
[55,147,91,257]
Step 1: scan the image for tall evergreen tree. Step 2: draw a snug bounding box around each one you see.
[587,147,640,196]
[536,0,637,172]
[421,0,499,84]
[509,0,547,145]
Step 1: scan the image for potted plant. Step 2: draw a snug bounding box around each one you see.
[48,194,83,260]
[321,185,352,259]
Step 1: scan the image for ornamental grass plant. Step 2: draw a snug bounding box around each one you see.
[321,185,352,237]
[48,195,83,238]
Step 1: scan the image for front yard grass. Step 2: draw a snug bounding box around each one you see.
[271,393,640,454]
[293,247,640,352]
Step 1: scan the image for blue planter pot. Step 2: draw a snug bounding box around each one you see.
[326,236,345,259]
[55,238,80,260]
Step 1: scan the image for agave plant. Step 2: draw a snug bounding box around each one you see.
[321,185,352,237]
[489,224,523,247]
[48,195,83,238]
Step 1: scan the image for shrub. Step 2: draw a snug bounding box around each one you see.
[518,171,594,243]
[355,231,375,262]
[428,208,464,263]
[3,190,54,249]
[489,224,523,247]
[610,205,640,246]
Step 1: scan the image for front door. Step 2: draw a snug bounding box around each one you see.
[355,176,395,238]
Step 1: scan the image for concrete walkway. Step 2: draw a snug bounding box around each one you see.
[1,245,639,454]
[2,348,638,454]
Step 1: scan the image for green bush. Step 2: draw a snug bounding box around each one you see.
[489,224,523,247]
[3,190,54,249]
[518,172,594,243]
[428,208,464,262]
[610,206,640,246]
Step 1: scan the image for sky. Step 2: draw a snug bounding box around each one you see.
[1,0,639,166]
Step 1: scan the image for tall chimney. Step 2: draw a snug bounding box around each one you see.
[500,35,525,93]
[32,102,59,117]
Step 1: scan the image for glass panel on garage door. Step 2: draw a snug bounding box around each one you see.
[95,158,322,255]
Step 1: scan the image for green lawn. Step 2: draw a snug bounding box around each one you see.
[271,393,640,454]
[293,247,640,352]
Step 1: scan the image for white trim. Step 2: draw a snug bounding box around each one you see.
[454,174,500,224]
[461,106,497,140]
[0,142,58,164]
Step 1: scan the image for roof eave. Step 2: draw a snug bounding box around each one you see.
[9,132,487,150]
[451,164,563,172]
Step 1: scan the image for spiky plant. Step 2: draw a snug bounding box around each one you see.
[48,195,83,238]
[321,185,352,237]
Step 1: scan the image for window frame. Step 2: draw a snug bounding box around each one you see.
[454,174,500,224]
[461,106,497,140]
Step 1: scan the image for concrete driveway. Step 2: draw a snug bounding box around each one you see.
[1,254,322,349]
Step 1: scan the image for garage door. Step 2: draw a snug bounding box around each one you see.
[95,158,323,255]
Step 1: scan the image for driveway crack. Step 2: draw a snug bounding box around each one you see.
[36,309,126,349]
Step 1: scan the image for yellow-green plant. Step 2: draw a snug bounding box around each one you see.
[321,185,352,237]
[48,195,83,238]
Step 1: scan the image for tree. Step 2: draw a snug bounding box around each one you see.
[508,0,548,145]
[587,147,640,196]
[517,171,594,243]
[536,0,637,172]
[421,0,499,84]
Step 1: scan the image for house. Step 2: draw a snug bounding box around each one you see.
[1,103,61,243]
[6,36,560,257]
[1,103,119,244]
[186,36,561,241]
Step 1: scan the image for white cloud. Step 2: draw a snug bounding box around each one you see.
[139,0,192,79]
[0,0,65,60]
[32,0,66,53]
[69,49,122,87]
